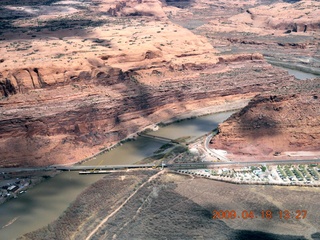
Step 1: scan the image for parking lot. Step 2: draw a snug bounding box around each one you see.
[176,164,320,186]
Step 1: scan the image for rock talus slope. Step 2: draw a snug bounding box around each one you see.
[210,80,320,161]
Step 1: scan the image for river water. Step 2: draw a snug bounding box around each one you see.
[0,110,235,239]
[147,111,235,142]
[278,66,319,80]
[1,62,317,239]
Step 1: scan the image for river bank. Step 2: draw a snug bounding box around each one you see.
[0,103,239,207]
[20,171,320,240]
[0,170,59,206]
[0,106,239,239]
[77,97,249,166]
[0,100,243,208]
[159,98,250,126]
[265,57,320,79]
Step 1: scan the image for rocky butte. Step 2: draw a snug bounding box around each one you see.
[0,0,319,167]
[210,80,320,161]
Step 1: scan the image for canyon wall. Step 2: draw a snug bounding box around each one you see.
[210,79,320,161]
[0,58,296,167]
[1,0,318,167]
[241,1,320,33]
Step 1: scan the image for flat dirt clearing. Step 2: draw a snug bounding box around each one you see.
[100,173,320,240]
[24,171,320,240]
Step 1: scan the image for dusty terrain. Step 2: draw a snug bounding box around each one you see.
[0,1,319,239]
[202,0,320,34]
[210,79,320,161]
[20,171,320,240]
[1,60,287,167]
[175,0,320,71]
[0,0,319,167]
[167,0,320,160]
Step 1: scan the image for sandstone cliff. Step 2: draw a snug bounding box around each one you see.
[0,58,296,167]
[238,1,320,33]
[198,0,320,37]
[210,79,320,161]
[0,0,317,167]
[105,0,167,19]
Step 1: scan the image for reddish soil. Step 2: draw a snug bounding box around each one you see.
[0,0,319,167]
[210,80,320,161]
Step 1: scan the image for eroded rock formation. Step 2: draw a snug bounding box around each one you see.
[0,0,318,167]
[0,58,297,167]
[106,0,167,18]
[210,79,320,161]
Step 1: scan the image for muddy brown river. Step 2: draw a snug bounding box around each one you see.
[1,64,317,239]
[0,111,234,239]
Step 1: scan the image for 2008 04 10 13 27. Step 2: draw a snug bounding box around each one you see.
[212,210,307,220]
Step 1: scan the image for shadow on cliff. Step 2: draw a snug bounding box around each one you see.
[0,0,62,6]
[1,135,51,167]
[283,0,301,3]
[164,0,192,9]
[0,17,108,40]
[233,95,281,139]
[118,76,234,139]
[0,0,68,21]
[0,0,105,40]
[121,79,154,114]
[116,75,193,135]
[120,76,202,120]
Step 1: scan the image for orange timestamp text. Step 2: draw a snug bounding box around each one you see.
[212,210,307,220]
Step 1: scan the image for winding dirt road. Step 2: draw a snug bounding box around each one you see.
[85,170,164,240]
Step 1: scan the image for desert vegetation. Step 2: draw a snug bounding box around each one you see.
[20,171,320,240]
